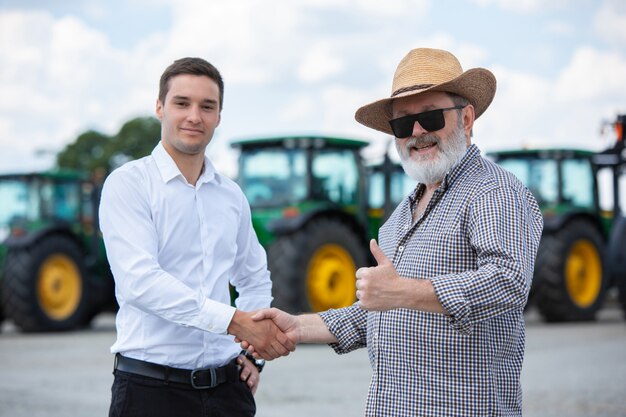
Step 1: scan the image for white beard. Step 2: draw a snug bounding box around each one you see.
[396,122,468,185]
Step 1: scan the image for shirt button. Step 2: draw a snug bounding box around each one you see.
[398,245,404,252]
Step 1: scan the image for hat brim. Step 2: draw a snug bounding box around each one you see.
[355,68,496,136]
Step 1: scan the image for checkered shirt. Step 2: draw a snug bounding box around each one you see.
[320,145,543,417]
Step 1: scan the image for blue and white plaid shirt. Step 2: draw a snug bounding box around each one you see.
[320,145,543,417]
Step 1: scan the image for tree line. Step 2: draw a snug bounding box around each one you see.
[56,116,161,180]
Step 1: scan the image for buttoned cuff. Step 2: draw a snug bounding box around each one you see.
[319,305,367,354]
[430,274,473,335]
[193,298,236,334]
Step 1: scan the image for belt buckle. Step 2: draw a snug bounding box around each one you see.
[190,368,218,389]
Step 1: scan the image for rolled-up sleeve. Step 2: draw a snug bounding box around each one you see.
[319,304,368,354]
[430,184,542,334]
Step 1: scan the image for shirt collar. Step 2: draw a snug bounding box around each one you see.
[440,144,481,191]
[152,142,219,186]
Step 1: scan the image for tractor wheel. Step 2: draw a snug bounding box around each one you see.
[607,215,626,318]
[618,271,626,320]
[0,286,4,330]
[534,220,607,322]
[1,235,92,332]
[268,217,367,314]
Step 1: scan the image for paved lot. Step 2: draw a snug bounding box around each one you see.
[0,306,625,417]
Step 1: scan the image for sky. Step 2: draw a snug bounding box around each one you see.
[1,0,626,178]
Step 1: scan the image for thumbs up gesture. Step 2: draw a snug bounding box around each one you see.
[355,239,402,311]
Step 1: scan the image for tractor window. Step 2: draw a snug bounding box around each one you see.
[312,149,359,205]
[0,179,39,226]
[368,167,416,209]
[391,169,416,204]
[497,158,558,206]
[562,158,594,209]
[40,181,80,222]
[368,172,385,208]
[239,148,306,207]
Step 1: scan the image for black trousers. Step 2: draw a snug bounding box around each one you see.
[109,369,256,417]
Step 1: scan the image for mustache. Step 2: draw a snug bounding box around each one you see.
[402,134,441,154]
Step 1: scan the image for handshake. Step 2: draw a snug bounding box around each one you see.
[227,308,303,360]
[227,239,412,360]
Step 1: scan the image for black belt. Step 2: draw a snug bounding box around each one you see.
[114,353,239,389]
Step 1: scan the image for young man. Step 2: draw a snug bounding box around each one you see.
[242,48,544,417]
[100,57,294,417]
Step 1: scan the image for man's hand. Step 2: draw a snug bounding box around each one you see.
[238,308,301,358]
[356,240,447,314]
[237,354,260,394]
[227,310,295,360]
[253,308,301,344]
[356,239,403,311]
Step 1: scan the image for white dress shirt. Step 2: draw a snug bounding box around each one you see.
[99,142,272,369]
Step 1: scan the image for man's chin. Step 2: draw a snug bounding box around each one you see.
[401,159,448,185]
[176,140,208,156]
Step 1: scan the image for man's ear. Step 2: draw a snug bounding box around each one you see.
[155,98,163,120]
[463,105,475,140]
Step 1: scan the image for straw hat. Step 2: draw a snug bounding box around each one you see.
[355,48,496,135]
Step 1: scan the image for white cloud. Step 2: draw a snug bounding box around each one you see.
[468,0,568,13]
[593,0,626,45]
[555,47,626,101]
[0,10,161,172]
[545,19,575,37]
[280,96,317,123]
[1,0,625,177]
[299,0,430,17]
[297,43,345,83]
[474,66,553,150]
[479,46,626,154]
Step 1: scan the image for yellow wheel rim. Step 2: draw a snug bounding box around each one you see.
[565,240,602,308]
[306,244,357,312]
[37,254,82,320]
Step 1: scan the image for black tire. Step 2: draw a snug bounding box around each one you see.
[534,220,608,322]
[618,271,626,320]
[268,217,367,314]
[0,285,4,331]
[607,215,626,318]
[1,235,92,332]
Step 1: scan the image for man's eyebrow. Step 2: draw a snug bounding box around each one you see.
[171,95,218,105]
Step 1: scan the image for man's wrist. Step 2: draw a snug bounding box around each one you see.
[227,309,245,335]
[241,350,265,372]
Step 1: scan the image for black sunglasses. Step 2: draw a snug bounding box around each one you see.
[389,106,465,138]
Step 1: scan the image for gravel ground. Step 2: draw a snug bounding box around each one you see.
[0,306,624,417]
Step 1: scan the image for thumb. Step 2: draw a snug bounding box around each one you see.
[370,239,390,265]
[251,308,273,321]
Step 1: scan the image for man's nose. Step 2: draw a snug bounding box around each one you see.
[186,105,201,123]
[411,120,429,137]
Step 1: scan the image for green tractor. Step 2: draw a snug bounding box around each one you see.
[488,115,626,321]
[0,171,115,332]
[232,136,412,314]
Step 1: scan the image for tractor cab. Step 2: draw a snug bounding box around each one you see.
[488,114,626,321]
[0,172,92,239]
[0,171,114,332]
[232,135,413,313]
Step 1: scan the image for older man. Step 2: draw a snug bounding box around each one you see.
[243,48,543,417]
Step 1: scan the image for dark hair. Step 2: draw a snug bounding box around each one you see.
[158,57,224,110]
